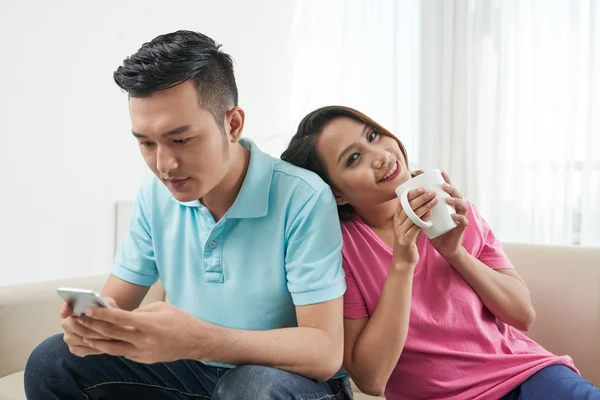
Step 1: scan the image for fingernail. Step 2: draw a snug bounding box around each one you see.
[443,183,451,188]
[429,191,436,197]
[418,187,425,193]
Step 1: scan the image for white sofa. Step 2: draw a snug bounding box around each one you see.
[1,243,599,400]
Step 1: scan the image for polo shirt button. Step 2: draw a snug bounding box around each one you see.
[209,241,217,249]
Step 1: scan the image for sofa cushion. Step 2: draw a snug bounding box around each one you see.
[0,371,25,400]
[503,243,600,386]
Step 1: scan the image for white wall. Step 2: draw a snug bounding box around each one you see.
[0,0,420,286]
[0,0,303,286]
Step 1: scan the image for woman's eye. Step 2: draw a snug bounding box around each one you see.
[368,130,379,142]
[347,153,359,166]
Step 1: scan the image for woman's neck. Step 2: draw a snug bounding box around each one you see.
[353,197,399,230]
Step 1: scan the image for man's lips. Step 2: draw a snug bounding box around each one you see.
[165,178,189,189]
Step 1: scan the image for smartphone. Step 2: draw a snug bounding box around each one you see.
[57,287,112,316]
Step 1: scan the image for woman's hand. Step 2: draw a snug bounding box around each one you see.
[429,171,469,262]
[392,187,437,267]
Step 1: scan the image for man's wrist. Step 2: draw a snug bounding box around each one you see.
[187,319,221,362]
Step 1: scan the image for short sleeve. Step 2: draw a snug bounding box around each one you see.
[112,188,159,286]
[342,256,369,319]
[469,203,514,270]
[285,188,346,306]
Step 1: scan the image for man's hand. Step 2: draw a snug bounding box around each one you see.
[60,298,119,357]
[78,301,215,364]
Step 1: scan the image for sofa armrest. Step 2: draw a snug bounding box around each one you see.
[0,275,165,378]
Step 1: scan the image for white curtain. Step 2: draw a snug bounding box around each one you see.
[420,0,600,245]
[286,0,421,161]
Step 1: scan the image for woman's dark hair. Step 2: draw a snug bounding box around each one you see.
[113,30,237,127]
[281,106,416,220]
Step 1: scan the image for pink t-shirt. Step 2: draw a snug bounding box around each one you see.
[341,204,576,400]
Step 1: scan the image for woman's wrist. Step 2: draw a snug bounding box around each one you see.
[390,258,417,273]
[444,246,469,267]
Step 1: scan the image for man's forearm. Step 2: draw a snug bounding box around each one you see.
[191,323,342,381]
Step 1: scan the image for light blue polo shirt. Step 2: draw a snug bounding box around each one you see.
[113,138,346,371]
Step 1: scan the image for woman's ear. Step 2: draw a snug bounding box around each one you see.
[333,189,348,206]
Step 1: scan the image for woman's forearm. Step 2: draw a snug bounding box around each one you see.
[345,263,414,395]
[447,248,536,331]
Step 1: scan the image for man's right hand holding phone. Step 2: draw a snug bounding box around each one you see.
[60,298,118,357]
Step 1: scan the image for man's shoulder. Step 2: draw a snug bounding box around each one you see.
[271,158,330,195]
[266,159,339,224]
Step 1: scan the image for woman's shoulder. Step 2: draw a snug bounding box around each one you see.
[459,201,506,259]
[340,215,371,241]
[463,201,493,237]
[340,215,391,267]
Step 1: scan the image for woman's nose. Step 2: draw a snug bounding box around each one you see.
[372,151,391,168]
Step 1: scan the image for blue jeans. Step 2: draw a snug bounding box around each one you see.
[24,334,353,400]
[500,364,600,400]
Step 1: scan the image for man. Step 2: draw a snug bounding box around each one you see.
[24,30,351,399]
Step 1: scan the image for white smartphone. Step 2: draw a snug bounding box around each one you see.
[57,287,112,316]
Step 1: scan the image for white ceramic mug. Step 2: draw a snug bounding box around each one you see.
[394,169,457,239]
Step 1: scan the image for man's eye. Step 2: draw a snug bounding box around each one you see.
[174,138,190,145]
[140,142,155,147]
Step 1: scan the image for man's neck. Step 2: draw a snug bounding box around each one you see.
[201,143,251,221]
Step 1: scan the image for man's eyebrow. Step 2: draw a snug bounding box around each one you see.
[132,125,191,138]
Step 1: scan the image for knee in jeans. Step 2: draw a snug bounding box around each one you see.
[212,365,292,400]
[24,334,72,388]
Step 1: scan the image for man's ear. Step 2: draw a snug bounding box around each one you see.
[225,107,245,143]
[333,189,348,206]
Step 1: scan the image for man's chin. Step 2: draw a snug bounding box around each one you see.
[168,189,202,203]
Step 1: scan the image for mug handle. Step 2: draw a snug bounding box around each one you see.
[400,188,433,229]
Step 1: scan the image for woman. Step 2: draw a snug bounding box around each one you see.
[281,106,599,400]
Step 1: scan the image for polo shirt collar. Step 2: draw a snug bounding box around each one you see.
[227,138,272,218]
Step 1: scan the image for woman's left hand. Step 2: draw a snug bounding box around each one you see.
[429,171,469,262]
